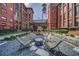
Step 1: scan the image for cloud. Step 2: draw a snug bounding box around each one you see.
[24,3,32,7]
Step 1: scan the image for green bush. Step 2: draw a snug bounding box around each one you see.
[4,37,10,41]
[17,32,29,37]
[1,36,16,41]
[52,28,69,34]
[10,36,16,40]
[1,32,29,41]
[0,30,17,36]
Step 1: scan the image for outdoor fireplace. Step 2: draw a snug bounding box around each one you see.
[35,37,43,46]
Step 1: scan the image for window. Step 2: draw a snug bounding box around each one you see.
[64,6,66,13]
[10,8,13,11]
[69,3,72,27]
[75,4,79,16]
[29,14,30,18]
[60,15,62,27]
[1,17,7,22]
[69,19,72,27]
[64,19,66,27]
[75,18,78,26]
[1,17,6,19]
[69,3,72,10]
[60,4,62,16]
[75,3,79,27]
[63,4,66,27]
[14,12,18,20]
[2,9,7,13]
[69,10,72,18]
[2,3,7,6]
[60,4,62,27]
[76,7,78,16]
[69,4,72,18]
[10,19,13,22]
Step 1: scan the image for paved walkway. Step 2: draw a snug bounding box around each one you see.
[0,33,50,56]
[0,32,79,56]
[45,32,79,56]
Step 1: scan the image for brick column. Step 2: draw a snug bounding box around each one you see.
[72,3,75,27]
[61,4,64,28]
[66,3,69,28]
[58,5,60,28]
[48,4,52,30]
[78,4,79,27]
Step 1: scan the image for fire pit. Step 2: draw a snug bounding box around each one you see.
[35,37,43,46]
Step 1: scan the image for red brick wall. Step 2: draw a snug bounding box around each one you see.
[48,3,53,30]
[21,4,33,30]
[0,4,7,30]
[0,4,2,30]
[58,4,61,28]
[72,3,76,27]
[0,3,34,31]
[48,3,59,30]
[6,3,14,30]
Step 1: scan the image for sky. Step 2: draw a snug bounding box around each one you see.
[31,3,48,20]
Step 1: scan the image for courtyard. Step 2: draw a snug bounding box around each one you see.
[0,3,79,56]
[0,31,79,56]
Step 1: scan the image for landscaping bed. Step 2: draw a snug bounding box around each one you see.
[50,32,79,47]
[52,28,69,34]
[44,32,79,55]
[47,28,79,47]
[35,32,44,35]
[0,30,17,36]
[0,32,30,41]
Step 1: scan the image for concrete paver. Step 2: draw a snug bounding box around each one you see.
[0,32,79,56]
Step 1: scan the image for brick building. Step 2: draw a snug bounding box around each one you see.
[25,8,34,30]
[32,20,47,31]
[48,4,58,30]
[21,4,34,31]
[0,3,14,30]
[6,3,14,30]
[13,3,34,31]
[0,4,7,30]
[14,3,22,31]
[48,3,79,31]
[0,3,34,31]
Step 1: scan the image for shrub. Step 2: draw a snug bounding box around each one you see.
[35,32,43,35]
[70,34,75,37]
[1,36,16,41]
[10,36,16,40]
[17,32,29,37]
[1,32,29,41]
[3,37,10,41]
[52,28,69,34]
[0,29,17,36]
